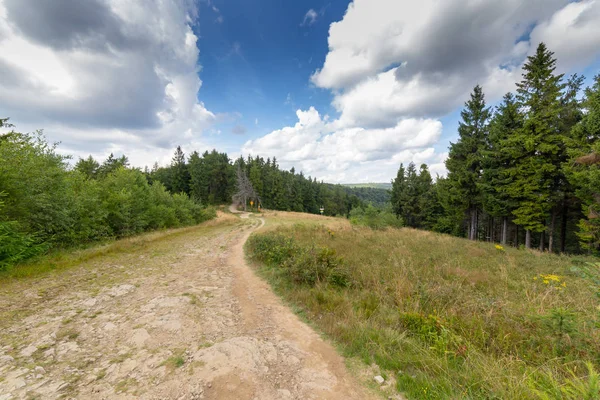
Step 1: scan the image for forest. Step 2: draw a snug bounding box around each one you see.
[390,43,600,254]
[0,123,382,269]
[1,43,600,271]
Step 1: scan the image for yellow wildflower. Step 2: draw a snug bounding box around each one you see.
[543,280,549,284]
[533,276,538,280]
[561,282,566,287]
[495,244,504,251]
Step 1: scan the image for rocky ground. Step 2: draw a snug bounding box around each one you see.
[0,212,378,399]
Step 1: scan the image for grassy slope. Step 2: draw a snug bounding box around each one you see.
[247,218,600,399]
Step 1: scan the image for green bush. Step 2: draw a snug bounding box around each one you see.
[349,204,402,230]
[247,230,350,288]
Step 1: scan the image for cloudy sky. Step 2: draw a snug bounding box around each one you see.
[1,0,600,183]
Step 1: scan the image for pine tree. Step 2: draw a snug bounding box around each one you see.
[445,85,491,240]
[98,153,129,177]
[170,146,190,194]
[481,93,523,245]
[391,164,406,219]
[416,164,436,229]
[75,155,100,179]
[567,75,600,251]
[501,43,565,248]
[401,163,420,227]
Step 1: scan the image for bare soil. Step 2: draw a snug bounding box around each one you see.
[0,212,378,399]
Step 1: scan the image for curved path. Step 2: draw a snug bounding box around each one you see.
[0,212,376,399]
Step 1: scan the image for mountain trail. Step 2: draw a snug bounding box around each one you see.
[0,211,377,399]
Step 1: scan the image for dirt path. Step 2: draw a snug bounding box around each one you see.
[0,213,377,399]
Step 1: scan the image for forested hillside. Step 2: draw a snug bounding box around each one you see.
[149,149,370,216]
[389,44,600,254]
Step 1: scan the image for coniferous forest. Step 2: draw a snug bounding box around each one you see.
[391,44,600,254]
[2,43,600,270]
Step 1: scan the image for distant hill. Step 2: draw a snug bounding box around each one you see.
[342,182,392,190]
[335,184,391,207]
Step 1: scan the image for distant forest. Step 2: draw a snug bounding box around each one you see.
[142,149,391,214]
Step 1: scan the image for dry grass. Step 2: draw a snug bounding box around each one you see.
[247,221,600,399]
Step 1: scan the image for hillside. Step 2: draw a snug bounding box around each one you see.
[336,184,391,207]
[343,182,393,190]
[247,220,600,399]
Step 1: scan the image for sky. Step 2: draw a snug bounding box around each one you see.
[1,0,600,183]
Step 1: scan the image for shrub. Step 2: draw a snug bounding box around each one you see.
[349,204,402,230]
[247,231,350,288]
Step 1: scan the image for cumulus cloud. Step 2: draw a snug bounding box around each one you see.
[0,0,216,163]
[309,0,600,130]
[248,0,600,182]
[242,107,443,183]
[311,0,569,91]
[529,0,600,72]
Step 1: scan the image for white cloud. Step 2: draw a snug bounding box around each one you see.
[311,0,570,91]
[242,107,444,183]
[0,0,217,166]
[309,0,600,131]
[302,9,318,26]
[248,0,600,183]
[529,0,600,72]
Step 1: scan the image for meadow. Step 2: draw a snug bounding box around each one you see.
[246,220,600,399]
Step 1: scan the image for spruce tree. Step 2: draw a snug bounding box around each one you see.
[501,43,565,248]
[170,146,190,195]
[481,93,522,245]
[390,163,406,219]
[445,85,491,240]
[567,75,600,251]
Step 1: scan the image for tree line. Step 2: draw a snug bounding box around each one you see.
[390,43,600,253]
[148,148,383,217]
[0,126,215,270]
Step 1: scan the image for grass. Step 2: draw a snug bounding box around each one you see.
[0,215,233,282]
[162,350,186,370]
[246,222,600,399]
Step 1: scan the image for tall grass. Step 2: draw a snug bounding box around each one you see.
[246,223,600,399]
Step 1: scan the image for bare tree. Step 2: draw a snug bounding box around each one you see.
[232,166,259,211]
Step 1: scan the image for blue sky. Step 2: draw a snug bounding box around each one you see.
[193,0,346,150]
[1,0,600,182]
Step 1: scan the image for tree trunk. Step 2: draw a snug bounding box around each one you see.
[469,208,477,241]
[525,230,531,249]
[560,197,568,253]
[549,209,556,253]
[502,217,508,245]
[539,231,545,252]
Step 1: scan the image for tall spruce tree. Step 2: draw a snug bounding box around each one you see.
[391,163,406,219]
[445,85,491,240]
[170,146,190,194]
[481,93,523,245]
[501,43,565,248]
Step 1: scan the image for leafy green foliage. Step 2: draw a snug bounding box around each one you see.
[0,130,215,270]
[349,204,402,230]
[246,230,350,288]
